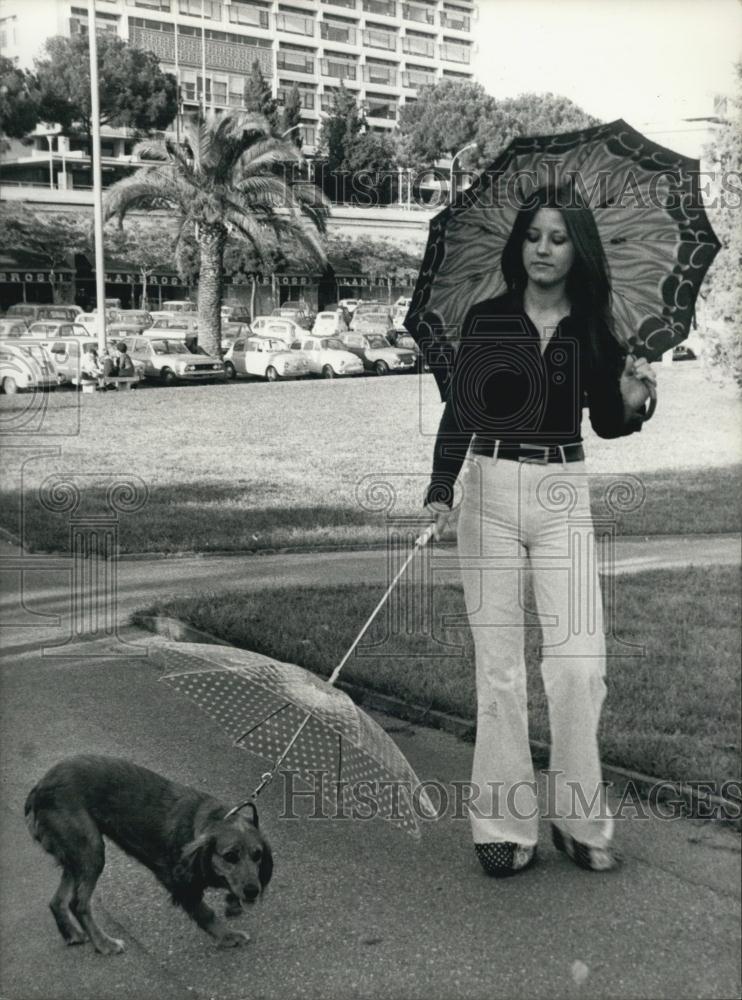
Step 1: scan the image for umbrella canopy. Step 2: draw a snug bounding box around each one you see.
[159,641,435,839]
[405,119,721,399]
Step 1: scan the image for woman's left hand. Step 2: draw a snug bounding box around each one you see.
[627,355,657,387]
[620,354,657,415]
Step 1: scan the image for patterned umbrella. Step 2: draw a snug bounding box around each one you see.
[159,640,436,839]
[405,119,721,399]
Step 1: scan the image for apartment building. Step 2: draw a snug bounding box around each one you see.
[1,0,478,152]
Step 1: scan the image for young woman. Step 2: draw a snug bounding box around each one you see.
[425,185,656,877]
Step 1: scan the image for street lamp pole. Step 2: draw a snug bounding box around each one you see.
[87,0,107,351]
[448,141,476,205]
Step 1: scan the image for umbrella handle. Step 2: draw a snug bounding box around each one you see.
[327,525,436,687]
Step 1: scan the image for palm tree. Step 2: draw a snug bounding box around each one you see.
[103,111,329,356]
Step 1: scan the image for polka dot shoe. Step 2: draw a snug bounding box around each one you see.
[474,841,537,878]
[551,824,621,872]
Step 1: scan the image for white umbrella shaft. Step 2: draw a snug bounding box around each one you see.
[327,524,435,687]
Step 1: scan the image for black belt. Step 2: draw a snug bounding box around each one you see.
[471,438,585,464]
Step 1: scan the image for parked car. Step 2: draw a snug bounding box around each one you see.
[272,304,315,330]
[221,303,252,324]
[145,315,199,350]
[47,337,145,386]
[122,335,225,385]
[351,310,396,339]
[250,316,305,344]
[351,300,386,323]
[672,344,697,361]
[290,335,364,379]
[323,302,353,328]
[312,310,349,337]
[221,321,253,356]
[338,298,360,314]
[0,319,31,339]
[26,320,78,340]
[109,309,153,331]
[74,311,113,333]
[339,331,417,375]
[5,303,80,324]
[158,299,196,314]
[0,339,58,394]
[391,332,427,371]
[391,297,412,330]
[224,336,309,381]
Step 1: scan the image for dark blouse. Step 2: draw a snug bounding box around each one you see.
[425,292,645,508]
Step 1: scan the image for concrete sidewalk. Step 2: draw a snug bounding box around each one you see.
[0,538,739,1000]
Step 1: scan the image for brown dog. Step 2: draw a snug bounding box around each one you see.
[25,755,273,954]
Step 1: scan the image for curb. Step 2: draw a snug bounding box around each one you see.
[136,614,741,828]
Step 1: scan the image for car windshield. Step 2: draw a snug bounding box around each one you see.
[396,336,414,348]
[366,336,388,348]
[321,338,346,351]
[150,340,190,355]
[263,339,286,351]
[0,323,24,337]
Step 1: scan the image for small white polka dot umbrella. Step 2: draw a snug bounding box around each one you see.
[159,537,438,839]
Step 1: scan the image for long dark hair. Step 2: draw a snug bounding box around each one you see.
[500,182,619,373]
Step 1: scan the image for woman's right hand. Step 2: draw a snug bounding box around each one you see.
[424,502,453,542]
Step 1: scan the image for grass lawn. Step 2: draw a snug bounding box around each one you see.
[1,363,739,554]
[134,565,741,789]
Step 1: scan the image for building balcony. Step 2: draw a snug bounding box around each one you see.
[362,27,397,51]
[275,11,316,37]
[402,68,436,88]
[401,35,436,58]
[365,99,397,120]
[440,9,471,32]
[362,0,397,18]
[277,51,316,75]
[227,2,270,29]
[320,58,358,81]
[439,41,471,63]
[277,86,317,111]
[402,2,435,25]
[320,0,357,10]
[178,0,223,19]
[320,21,358,45]
[127,0,172,11]
[362,63,398,86]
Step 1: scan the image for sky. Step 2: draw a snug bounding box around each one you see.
[475,0,741,156]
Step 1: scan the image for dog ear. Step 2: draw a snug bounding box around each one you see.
[178,833,213,879]
[259,836,273,890]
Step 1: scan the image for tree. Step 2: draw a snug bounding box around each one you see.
[343,130,398,205]
[0,56,40,140]
[103,221,181,309]
[700,65,742,388]
[396,79,495,169]
[318,82,364,174]
[103,111,330,356]
[0,204,90,302]
[280,83,302,147]
[34,35,177,143]
[243,60,278,132]
[475,92,599,163]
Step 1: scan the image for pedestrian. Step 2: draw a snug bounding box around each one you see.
[80,345,102,387]
[114,342,135,378]
[424,183,656,877]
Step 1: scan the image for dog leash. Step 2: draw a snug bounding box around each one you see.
[224,524,437,821]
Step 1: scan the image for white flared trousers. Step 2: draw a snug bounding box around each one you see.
[457,454,614,849]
